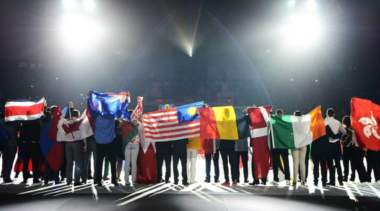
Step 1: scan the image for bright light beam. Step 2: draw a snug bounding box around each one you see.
[63,0,77,10]
[83,0,96,13]
[280,14,323,50]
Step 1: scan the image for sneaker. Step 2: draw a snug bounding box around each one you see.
[249,182,258,186]
[286,180,290,185]
[270,181,278,186]
[232,181,238,185]
[214,180,220,183]
[204,179,211,183]
[339,181,343,186]
[183,182,190,186]
[244,179,249,183]
[327,182,335,186]
[74,182,82,186]
[112,181,119,186]
[174,181,178,185]
[221,181,230,186]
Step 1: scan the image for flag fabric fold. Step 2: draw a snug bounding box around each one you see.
[199,106,250,140]
[248,106,272,179]
[40,122,64,171]
[351,98,380,151]
[49,107,95,142]
[5,97,46,122]
[271,106,325,149]
[143,101,205,142]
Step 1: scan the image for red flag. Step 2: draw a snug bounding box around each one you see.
[248,106,272,179]
[351,98,380,151]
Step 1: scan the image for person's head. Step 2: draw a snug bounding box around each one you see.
[327,108,335,117]
[276,109,284,115]
[342,115,351,127]
[71,109,80,119]
[293,110,302,116]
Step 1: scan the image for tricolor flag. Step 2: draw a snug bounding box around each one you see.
[248,106,272,179]
[351,98,380,151]
[271,106,325,149]
[199,106,250,140]
[5,97,46,122]
[49,107,95,142]
[143,101,205,142]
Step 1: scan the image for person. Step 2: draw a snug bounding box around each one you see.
[124,111,141,186]
[341,115,368,183]
[203,139,220,183]
[0,114,19,183]
[235,137,249,183]
[291,111,307,187]
[220,139,237,185]
[187,137,201,184]
[312,125,339,187]
[155,141,172,183]
[20,120,41,184]
[94,113,118,186]
[324,108,346,186]
[114,118,124,182]
[65,109,87,186]
[172,138,189,185]
[366,149,380,183]
[270,109,290,185]
[83,135,96,181]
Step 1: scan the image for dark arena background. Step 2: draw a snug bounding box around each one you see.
[0,0,380,211]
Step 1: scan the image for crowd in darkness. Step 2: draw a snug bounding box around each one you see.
[1,59,380,121]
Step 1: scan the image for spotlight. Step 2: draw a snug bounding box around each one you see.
[63,0,77,10]
[306,0,317,10]
[189,48,193,57]
[289,0,296,6]
[280,14,322,49]
[60,14,104,51]
[83,0,95,13]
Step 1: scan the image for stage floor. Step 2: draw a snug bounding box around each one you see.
[1,179,379,211]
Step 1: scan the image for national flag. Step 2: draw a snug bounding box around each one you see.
[5,97,46,122]
[40,121,64,171]
[248,106,272,179]
[199,106,250,140]
[49,107,95,142]
[143,101,205,142]
[61,104,71,119]
[161,104,174,110]
[271,106,326,149]
[351,98,380,151]
[87,90,130,119]
[122,96,143,151]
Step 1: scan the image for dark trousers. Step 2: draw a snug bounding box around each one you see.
[172,144,187,183]
[349,147,367,182]
[156,145,172,182]
[84,138,96,181]
[272,148,290,181]
[367,149,380,182]
[327,152,336,184]
[205,150,220,181]
[22,143,40,182]
[60,148,67,179]
[235,151,248,182]
[43,159,59,184]
[312,153,327,186]
[95,141,117,183]
[329,142,343,183]
[343,147,354,181]
[2,146,17,181]
[220,146,236,182]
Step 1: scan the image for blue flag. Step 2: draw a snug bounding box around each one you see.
[87,91,130,120]
[176,101,205,123]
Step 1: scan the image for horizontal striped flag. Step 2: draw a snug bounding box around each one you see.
[5,97,47,122]
[143,101,204,142]
[271,106,326,149]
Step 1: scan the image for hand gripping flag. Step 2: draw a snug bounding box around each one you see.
[49,107,95,142]
[351,98,380,151]
[87,90,130,119]
[248,106,272,179]
[143,101,205,142]
[5,97,46,122]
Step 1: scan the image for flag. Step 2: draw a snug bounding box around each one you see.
[49,107,95,142]
[351,98,380,151]
[87,90,130,119]
[248,106,272,179]
[40,121,64,171]
[271,106,326,149]
[143,101,205,142]
[199,106,250,140]
[122,96,143,151]
[161,104,174,110]
[5,97,46,122]
[61,104,71,119]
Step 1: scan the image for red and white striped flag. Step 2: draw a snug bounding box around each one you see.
[143,103,203,142]
[5,97,47,122]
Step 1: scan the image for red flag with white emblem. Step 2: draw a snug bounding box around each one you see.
[351,98,380,151]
